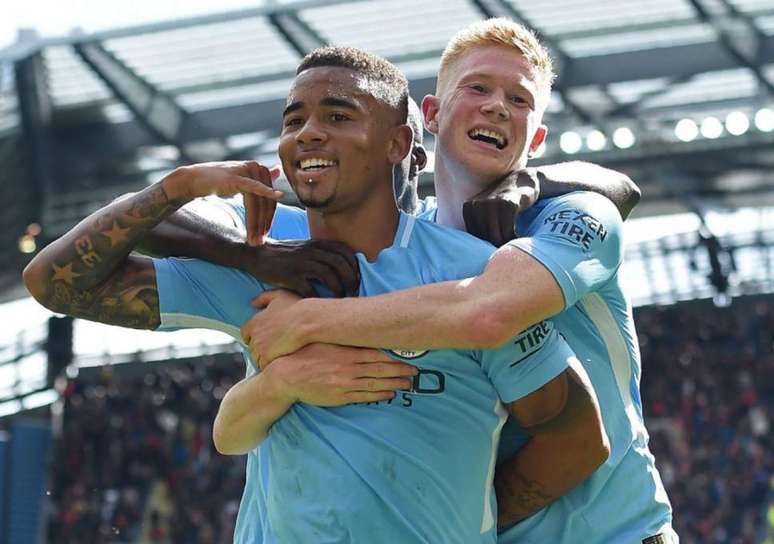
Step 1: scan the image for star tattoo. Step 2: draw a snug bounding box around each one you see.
[52,263,81,285]
[103,221,130,247]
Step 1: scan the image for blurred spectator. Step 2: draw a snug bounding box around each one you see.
[46,358,245,543]
[45,297,773,543]
[637,298,773,544]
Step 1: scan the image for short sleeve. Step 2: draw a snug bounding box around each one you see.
[510,192,623,308]
[479,320,575,403]
[153,257,268,341]
[224,197,310,240]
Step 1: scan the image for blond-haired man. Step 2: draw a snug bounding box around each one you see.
[246,18,677,543]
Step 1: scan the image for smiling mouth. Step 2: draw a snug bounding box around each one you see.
[298,158,338,171]
[468,128,507,150]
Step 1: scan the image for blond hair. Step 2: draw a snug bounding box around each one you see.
[438,18,554,101]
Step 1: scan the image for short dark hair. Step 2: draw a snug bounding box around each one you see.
[297,46,409,122]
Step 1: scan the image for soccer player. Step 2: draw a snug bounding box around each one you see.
[23,46,606,542]
[242,20,677,543]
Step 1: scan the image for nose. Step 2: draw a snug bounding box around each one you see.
[481,90,509,121]
[296,118,327,146]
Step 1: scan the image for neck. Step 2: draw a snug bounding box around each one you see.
[306,186,400,262]
[432,150,484,230]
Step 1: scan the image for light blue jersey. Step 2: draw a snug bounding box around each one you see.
[153,212,575,543]
[420,193,675,543]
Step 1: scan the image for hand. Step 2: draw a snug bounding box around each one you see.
[244,165,282,247]
[245,239,360,298]
[463,169,541,247]
[267,343,418,406]
[164,160,284,205]
[241,289,308,366]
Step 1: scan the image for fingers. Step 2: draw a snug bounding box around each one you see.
[309,241,360,297]
[347,348,401,363]
[498,201,517,246]
[463,201,484,241]
[290,280,319,299]
[464,200,519,247]
[302,260,347,298]
[243,193,262,246]
[351,361,418,379]
[464,200,492,244]
[486,202,503,246]
[352,377,414,392]
[235,176,283,200]
[251,289,286,308]
[244,191,276,246]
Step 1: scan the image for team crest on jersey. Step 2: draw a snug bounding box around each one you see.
[388,349,428,359]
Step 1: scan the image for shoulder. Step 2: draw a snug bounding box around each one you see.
[521,191,623,243]
[408,217,496,278]
[154,256,266,289]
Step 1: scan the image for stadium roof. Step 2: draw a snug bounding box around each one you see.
[0,0,773,303]
[2,0,774,414]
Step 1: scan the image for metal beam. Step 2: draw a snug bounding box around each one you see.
[687,0,774,95]
[13,44,51,226]
[74,41,196,161]
[268,11,327,56]
[0,0,369,62]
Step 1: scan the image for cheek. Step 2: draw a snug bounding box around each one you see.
[277,135,292,159]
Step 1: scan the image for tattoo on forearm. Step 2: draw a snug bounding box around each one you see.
[40,183,183,329]
[495,462,556,524]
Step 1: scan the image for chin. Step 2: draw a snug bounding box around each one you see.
[298,193,336,210]
[461,162,509,188]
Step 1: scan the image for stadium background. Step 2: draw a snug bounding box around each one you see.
[0,0,773,542]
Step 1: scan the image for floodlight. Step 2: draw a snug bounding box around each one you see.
[559,131,582,154]
[612,127,635,149]
[675,119,698,142]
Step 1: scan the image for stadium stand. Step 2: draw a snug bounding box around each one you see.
[40,296,773,543]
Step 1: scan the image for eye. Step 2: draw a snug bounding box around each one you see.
[470,84,487,93]
[283,116,303,128]
[330,112,350,122]
[510,95,529,105]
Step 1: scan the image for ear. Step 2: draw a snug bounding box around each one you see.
[413,144,428,173]
[421,95,441,135]
[528,125,547,155]
[387,124,413,165]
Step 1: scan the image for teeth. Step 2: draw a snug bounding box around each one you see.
[469,128,505,147]
[300,158,336,170]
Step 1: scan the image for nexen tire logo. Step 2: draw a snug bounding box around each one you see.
[388,349,428,359]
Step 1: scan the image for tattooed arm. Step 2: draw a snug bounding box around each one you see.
[22,161,282,329]
[495,360,609,528]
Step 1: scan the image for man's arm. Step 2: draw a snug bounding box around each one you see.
[536,162,641,219]
[212,344,418,454]
[22,162,282,328]
[463,161,639,246]
[244,192,623,363]
[121,194,360,298]
[496,361,609,527]
[245,245,562,362]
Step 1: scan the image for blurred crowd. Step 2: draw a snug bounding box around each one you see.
[46,358,246,543]
[638,298,773,543]
[45,297,773,543]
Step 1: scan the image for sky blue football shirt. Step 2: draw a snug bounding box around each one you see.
[230,193,675,542]
[153,212,575,543]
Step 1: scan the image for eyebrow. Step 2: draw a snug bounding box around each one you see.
[320,96,359,110]
[283,101,303,117]
[461,73,534,94]
[283,96,360,118]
